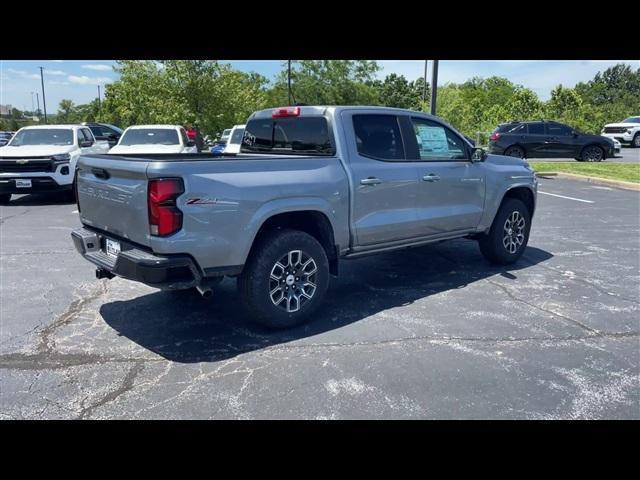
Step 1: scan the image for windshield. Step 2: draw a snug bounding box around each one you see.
[8,129,74,146]
[622,117,640,124]
[221,129,232,136]
[119,128,179,146]
[229,127,245,145]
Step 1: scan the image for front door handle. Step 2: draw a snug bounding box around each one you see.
[422,174,441,182]
[360,177,382,186]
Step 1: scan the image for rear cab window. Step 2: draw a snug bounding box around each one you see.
[120,128,180,145]
[241,117,335,156]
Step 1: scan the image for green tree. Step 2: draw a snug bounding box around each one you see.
[269,60,380,106]
[57,99,77,123]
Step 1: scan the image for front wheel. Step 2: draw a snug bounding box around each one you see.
[478,198,531,265]
[633,133,640,148]
[238,229,329,329]
[581,145,604,162]
[0,194,11,204]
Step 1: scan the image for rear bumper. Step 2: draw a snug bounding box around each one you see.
[0,176,72,194]
[71,227,203,290]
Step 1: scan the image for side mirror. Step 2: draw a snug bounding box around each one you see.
[471,147,487,162]
[186,140,196,147]
[80,140,93,147]
[572,131,579,137]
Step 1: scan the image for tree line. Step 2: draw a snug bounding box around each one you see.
[3,61,638,142]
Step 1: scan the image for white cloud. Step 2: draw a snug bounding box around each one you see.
[7,68,40,80]
[82,64,112,71]
[46,69,66,76]
[68,75,111,85]
[52,60,64,63]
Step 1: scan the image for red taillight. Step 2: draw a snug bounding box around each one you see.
[490,132,501,141]
[272,106,301,118]
[148,178,184,236]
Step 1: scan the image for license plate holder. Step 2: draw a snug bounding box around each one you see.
[105,238,121,258]
[15,179,32,188]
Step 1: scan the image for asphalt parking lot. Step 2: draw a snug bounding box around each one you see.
[0,177,638,419]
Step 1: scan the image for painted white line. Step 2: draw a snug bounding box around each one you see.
[71,210,78,214]
[538,191,594,204]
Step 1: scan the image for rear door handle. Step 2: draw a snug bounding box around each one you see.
[360,177,382,186]
[422,174,441,182]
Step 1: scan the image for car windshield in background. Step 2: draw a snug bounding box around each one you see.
[119,129,179,145]
[241,117,335,155]
[9,129,74,146]
[622,117,640,123]
[229,128,245,144]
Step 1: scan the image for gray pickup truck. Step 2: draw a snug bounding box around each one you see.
[71,106,537,328]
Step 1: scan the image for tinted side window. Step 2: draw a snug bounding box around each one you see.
[547,123,572,136]
[352,114,405,161]
[179,128,189,146]
[527,123,545,135]
[410,118,467,161]
[89,126,104,137]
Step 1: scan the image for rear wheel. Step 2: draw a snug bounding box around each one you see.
[478,198,531,265]
[580,145,604,162]
[504,146,525,158]
[238,229,329,329]
[0,194,11,204]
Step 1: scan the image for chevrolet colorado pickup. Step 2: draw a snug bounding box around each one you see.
[71,106,538,328]
[0,124,109,203]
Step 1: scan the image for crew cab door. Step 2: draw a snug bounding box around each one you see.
[406,117,485,235]
[342,112,422,246]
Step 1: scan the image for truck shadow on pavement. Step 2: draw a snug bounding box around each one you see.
[100,239,553,363]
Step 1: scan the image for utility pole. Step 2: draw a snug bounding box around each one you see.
[430,60,439,116]
[30,92,35,113]
[39,67,48,123]
[422,60,428,105]
[287,60,292,106]
[97,85,101,109]
[36,92,40,120]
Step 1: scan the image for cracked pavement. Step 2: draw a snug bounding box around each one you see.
[0,178,638,419]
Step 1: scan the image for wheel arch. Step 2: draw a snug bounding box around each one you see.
[244,207,340,276]
[503,143,527,157]
[501,185,536,219]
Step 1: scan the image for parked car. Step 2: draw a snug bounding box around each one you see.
[210,140,227,156]
[220,128,232,143]
[223,124,246,154]
[0,131,14,147]
[81,122,123,149]
[72,105,537,328]
[109,125,198,155]
[601,116,640,148]
[488,120,616,161]
[0,125,109,203]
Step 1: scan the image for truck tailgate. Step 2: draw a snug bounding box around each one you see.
[76,155,151,246]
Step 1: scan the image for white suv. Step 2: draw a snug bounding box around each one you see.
[601,116,640,148]
[0,125,110,203]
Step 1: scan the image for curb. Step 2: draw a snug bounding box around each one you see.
[535,172,640,191]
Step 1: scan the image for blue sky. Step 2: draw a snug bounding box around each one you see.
[1,60,637,113]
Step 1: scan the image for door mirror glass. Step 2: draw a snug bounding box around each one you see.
[471,147,487,162]
[186,140,196,147]
[80,139,93,147]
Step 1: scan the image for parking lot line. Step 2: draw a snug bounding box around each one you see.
[538,191,594,204]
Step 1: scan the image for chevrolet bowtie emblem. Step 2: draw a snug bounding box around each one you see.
[16,159,29,164]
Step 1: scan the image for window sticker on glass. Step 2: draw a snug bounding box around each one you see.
[416,125,449,153]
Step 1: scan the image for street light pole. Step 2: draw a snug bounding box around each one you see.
[97,85,101,109]
[430,60,439,116]
[30,92,35,113]
[423,60,428,106]
[36,92,40,120]
[39,67,48,124]
[287,60,292,106]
